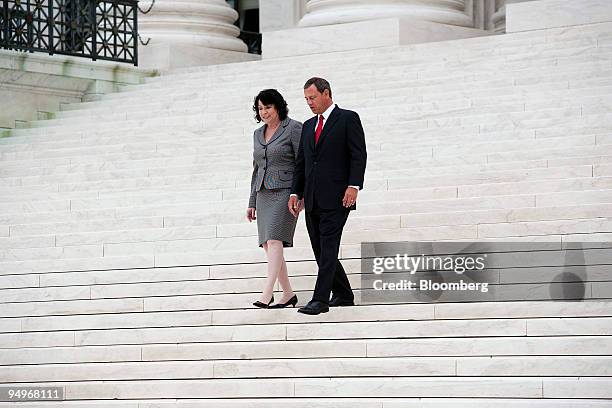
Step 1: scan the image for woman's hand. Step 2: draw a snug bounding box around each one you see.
[246,207,256,222]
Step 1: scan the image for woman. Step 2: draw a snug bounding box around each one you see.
[247,89,303,309]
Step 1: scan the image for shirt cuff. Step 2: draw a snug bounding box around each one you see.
[348,185,360,190]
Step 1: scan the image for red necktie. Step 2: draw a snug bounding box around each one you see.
[314,114,324,145]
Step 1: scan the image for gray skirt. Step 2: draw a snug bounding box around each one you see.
[256,187,298,247]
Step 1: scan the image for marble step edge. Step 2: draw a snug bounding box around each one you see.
[1,336,612,368]
[0,148,571,182]
[10,77,612,140]
[3,117,606,161]
[0,264,610,306]
[1,180,608,228]
[3,356,612,384]
[137,37,612,85]
[14,104,610,146]
[102,60,612,104]
[2,190,610,246]
[3,203,611,259]
[23,93,601,130]
[0,397,611,408]
[1,315,612,348]
[65,59,612,115]
[55,80,612,122]
[0,376,611,399]
[122,54,612,97]
[61,65,612,116]
[0,163,597,203]
[2,218,612,275]
[32,72,612,129]
[4,113,612,167]
[0,293,610,331]
[3,130,610,174]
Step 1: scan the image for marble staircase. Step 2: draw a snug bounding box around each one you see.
[1,21,612,406]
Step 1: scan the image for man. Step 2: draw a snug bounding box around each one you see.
[288,77,367,315]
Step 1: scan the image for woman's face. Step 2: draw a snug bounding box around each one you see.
[258,100,279,125]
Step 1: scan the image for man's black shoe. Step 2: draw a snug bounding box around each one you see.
[298,300,329,315]
[329,296,355,307]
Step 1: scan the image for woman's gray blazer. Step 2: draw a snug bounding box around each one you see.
[248,117,303,208]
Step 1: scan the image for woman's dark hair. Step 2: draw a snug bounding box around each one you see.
[253,89,289,123]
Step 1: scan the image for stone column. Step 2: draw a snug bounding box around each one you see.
[260,0,308,32]
[298,0,474,28]
[489,0,536,33]
[137,0,259,70]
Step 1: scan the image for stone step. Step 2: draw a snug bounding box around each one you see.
[1,120,607,168]
[0,335,610,367]
[54,60,612,119]
[0,377,610,399]
[56,63,612,120]
[2,199,609,250]
[0,165,595,213]
[2,356,612,383]
[6,73,612,141]
[152,24,612,77]
[24,71,612,130]
[17,83,612,130]
[143,46,609,90]
[2,181,609,236]
[2,131,608,184]
[1,248,610,304]
[1,240,610,288]
[2,313,612,348]
[9,105,606,157]
[125,61,612,105]
[1,147,609,200]
[0,132,612,186]
[1,398,611,408]
[135,36,611,87]
[0,131,597,182]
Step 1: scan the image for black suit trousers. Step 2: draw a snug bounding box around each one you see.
[305,201,354,303]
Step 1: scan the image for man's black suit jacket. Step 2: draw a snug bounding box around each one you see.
[292,105,367,212]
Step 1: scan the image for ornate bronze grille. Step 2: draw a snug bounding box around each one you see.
[1,0,138,65]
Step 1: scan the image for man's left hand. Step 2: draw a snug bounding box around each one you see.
[342,186,358,208]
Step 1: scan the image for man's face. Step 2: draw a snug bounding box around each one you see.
[304,84,331,115]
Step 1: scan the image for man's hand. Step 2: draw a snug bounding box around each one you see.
[342,186,358,208]
[288,196,301,217]
[246,207,256,222]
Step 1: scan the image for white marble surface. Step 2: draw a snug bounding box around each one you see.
[0,50,152,128]
[137,0,254,69]
[260,0,306,31]
[264,17,488,59]
[507,0,612,32]
[299,0,474,28]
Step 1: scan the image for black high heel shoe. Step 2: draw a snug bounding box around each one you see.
[269,294,298,309]
[253,295,274,309]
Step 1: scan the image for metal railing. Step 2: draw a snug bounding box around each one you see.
[1,0,139,65]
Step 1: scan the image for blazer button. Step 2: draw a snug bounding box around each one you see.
[314,161,318,165]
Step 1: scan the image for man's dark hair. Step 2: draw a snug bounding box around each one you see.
[304,77,332,98]
[253,89,289,123]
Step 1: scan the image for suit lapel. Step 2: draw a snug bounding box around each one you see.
[315,106,340,150]
[307,116,317,151]
[259,118,290,146]
[266,118,290,145]
[256,125,266,146]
